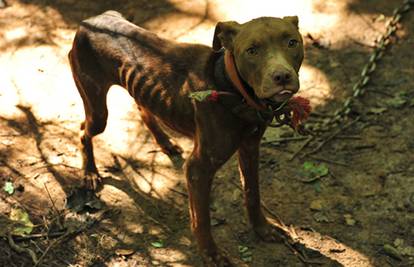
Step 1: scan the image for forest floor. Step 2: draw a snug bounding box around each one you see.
[0,0,413,266]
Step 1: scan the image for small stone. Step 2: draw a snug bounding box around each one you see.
[344,214,356,226]
[310,200,324,211]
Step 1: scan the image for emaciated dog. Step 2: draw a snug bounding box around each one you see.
[68,11,304,266]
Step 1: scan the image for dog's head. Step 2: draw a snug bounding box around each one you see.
[213,16,304,103]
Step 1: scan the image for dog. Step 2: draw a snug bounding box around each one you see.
[68,10,304,266]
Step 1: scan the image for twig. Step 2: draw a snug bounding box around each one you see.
[354,10,383,34]
[7,233,38,265]
[229,181,325,265]
[34,163,79,171]
[34,209,114,267]
[334,135,361,140]
[307,155,349,167]
[284,241,326,266]
[13,231,67,241]
[34,231,71,267]
[230,180,286,229]
[260,200,286,229]
[289,136,314,160]
[310,112,333,118]
[347,35,376,49]
[43,183,63,229]
[365,88,394,97]
[169,187,188,198]
[261,136,308,145]
[301,118,360,158]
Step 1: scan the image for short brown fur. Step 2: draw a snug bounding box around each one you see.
[68,10,304,266]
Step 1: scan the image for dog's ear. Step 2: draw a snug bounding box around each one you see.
[283,16,299,29]
[212,21,241,51]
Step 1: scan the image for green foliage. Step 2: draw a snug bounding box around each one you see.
[188,90,214,102]
[300,161,329,193]
[302,161,329,177]
[3,181,14,195]
[386,92,409,108]
[151,241,164,248]
[238,245,252,262]
[10,207,34,236]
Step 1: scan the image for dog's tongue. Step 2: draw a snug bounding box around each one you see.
[287,96,311,129]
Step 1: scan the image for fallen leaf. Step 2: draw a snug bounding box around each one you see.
[9,208,34,236]
[310,200,324,211]
[401,246,414,257]
[344,214,356,226]
[188,90,215,102]
[300,162,329,182]
[313,211,332,223]
[368,107,387,115]
[151,241,164,248]
[386,93,408,109]
[394,238,404,247]
[383,244,402,260]
[115,248,135,256]
[3,181,14,195]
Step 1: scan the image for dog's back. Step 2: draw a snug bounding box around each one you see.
[69,10,217,136]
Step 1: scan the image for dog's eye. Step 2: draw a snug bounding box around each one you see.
[288,39,298,48]
[246,46,258,55]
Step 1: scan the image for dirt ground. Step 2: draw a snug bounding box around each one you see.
[1,0,413,266]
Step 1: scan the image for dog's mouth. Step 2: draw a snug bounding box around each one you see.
[277,89,294,97]
[269,88,296,103]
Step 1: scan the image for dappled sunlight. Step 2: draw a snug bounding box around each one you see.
[214,0,342,32]
[0,45,82,122]
[1,0,413,266]
[299,64,334,106]
[175,0,345,45]
[149,248,189,265]
[297,229,374,266]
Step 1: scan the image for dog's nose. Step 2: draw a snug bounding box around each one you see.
[273,71,292,85]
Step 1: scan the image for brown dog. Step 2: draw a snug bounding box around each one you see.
[68,11,304,266]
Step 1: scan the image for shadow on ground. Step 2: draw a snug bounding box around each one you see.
[1,0,414,266]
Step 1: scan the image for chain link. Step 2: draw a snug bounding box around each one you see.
[310,0,413,132]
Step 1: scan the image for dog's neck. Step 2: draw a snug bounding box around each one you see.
[213,50,265,110]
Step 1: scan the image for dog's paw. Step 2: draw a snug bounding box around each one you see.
[203,250,233,267]
[253,220,286,243]
[83,171,102,190]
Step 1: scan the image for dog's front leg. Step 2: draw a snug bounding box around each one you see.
[185,151,232,267]
[238,128,285,242]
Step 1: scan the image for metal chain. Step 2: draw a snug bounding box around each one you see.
[310,0,414,132]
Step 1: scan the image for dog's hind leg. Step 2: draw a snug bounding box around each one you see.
[69,37,111,189]
[138,107,183,157]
